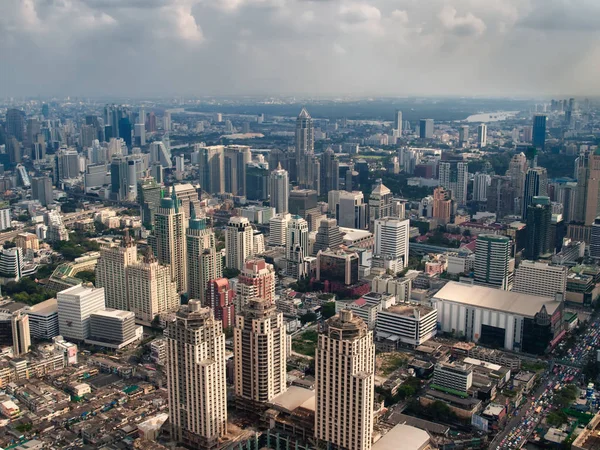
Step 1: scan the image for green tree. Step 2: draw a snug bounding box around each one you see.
[320,302,336,320]
[77,270,96,284]
[300,312,318,325]
[223,267,240,279]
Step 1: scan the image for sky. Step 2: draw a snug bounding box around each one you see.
[1,0,600,98]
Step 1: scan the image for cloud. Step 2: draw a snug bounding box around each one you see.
[0,0,599,97]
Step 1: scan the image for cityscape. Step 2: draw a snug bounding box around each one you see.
[3,2,600,450]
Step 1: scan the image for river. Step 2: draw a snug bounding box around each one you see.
[465,111,520,123]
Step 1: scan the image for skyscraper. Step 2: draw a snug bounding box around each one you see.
[525,196,552,260]
[313,218,343,255]
[320,147,340,194]
[419,118,434,139]
[224,216,254,270]
[57,284,106,342]
[31,176,53,207]
[522,167,548,219]
[6,109,25,141]
[126,249,180,323]
[198,145,251,195]
[234,298,287,406]
[590,218,600,259]
[506,152,528,215]
[96,232,138,311]
[186,207,221,304]
[473,173,490,202]
[286,215,309,279]
[236,258,276,311]
[295,108,314,187]
[268,213,291,247]
[512,261,567,299]
[393,110,403,134]
[11,311,31,357]
[246,162,269,201]
[138,177,163,229]
[269,163,289,214]
[368,180,393,231]
[166,301,227,449]
[458,125,469,147]
[374,217,410,268]
[330,190,369,229]
[432,186,452,225]
[532,114,547,150]
[315,310,374,450]
[474,234,514,290]
[439,159,468,205]
[574,151,600,225]
[477,123,487,148]
[205,278,235,330]
[151,187,187,294]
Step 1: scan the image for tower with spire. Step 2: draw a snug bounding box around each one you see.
[295,107,315,188]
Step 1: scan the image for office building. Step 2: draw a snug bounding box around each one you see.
[439,159,468,205]
[432,187,452,225]
[173,183,201,221]
[166,301,227,449]
[138,177,163,229]
[374,217,410,268]
[88,309,138,348]
[11,312,30,357]
[269,213,291,247]
[186,209,221,304]
[197,144,251,196]
[476,123,487,148]
[126,250,180,323]
[473,173,490,202]
[393,110,403,134]
[532,114,547,150]
[522,167,548,219]
[149,141,172,168]
[315,310,374,450]
[0,248,23,281]
[6,108,25,141]
[513,261,567,299]
[57,284,106,342]
[575,151,600,225]
[289,189,318,217]
[432,362,473,397]
[591,218,600,259]
[270,163,289,214]
[151,187,187,293]
[320,147,340,194]
[205,278,235,330]
[316,249,360,286]
[31,176,53,207]
[25,298,59,340]
[225,216,254,271]
[506,153,528,215]
[525,196,552,260]
[330,190,368,229]
[313,218,343,255]
[96,233,138,311]
[369,180,393,231]
[56,148,80,181]
[487,175,514,219]
[234,298,287,404]
[474,234,513,290]
[458,125,469,147]
[432,282,564,355]
[419,119,434,139]
[286,215,309,279]
[295,108,314,186]
[246,162,269,201]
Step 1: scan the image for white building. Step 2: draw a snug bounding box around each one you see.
[474,234,514,290]
[371,275,412,303]
[0,247,23,281]
[374,217,410,269]
[26,298,59,340]
[335,298,379,329]
[286,215,309,278]
[375,304,437,347]
[269,213,291,247]
[473,173,490,202]
[433,362,473,396]
[512,261,568,299]
[0,208,11,231]
[57,284,106,342]
[270,164,289,214]
[477,123,487,148]
[439,161,468,205]
[225,216,254,270]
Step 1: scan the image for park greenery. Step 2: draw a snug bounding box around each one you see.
[292,330,318,357]
[4,277,55,305]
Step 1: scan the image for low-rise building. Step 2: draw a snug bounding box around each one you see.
[376,304,437,347]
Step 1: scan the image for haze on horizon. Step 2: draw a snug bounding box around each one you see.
[1,0,599,99]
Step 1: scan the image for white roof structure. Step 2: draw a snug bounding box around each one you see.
[269,385,315,413]
[373,424,430,450]
[433,282,561,318]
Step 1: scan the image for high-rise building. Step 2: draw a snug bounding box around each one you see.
[522,167,548,219]
[474,234,514,290]
[439,159,468,205]
[205,278,235,330]
[25,298,59,341]
[432,186,452,225]
[473,173,490,202]
[590,218,600,259]
[368,180,393,231]
[329,190,369,229]
[236,258,276,312]
[513,261,567,299]
[96,232,138,311]
[234,298,287,404]
[0,247,23,281]
[31,176,53,207]
[138,177,163,229]
[186,208,221,304]
[11,311,30,357]
[506,152,528,215]
[246,162,269,201]
[269,213,290,247]
[393,110,403,134]
[315,310,374,450]
[458,125,469,147]
[149,141,172,169]
[487,175,514,219]
[126,250,180,323]
[320,147,340,194]
[374,217,410,268]
[286,215,309,279]
[295,108,314,186]
[198,145,251,195]
[477,123,487,148]
[225,216,254,270]
[532,114,547,150]
[270,163,289,214]
[289,189,318,217]
[166,301,227,449]
[574,151,600,225]
[56,148,80,181]
[172,183,201,221]
[419,118,434,139]
[6,109,25,142]
[313,218,343,255]
[555,182,577,224]
[525,196,552,260]
[151,187,187,293]
[432,362,473,397]
[57,284,106,342]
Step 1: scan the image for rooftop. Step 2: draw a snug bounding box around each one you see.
[26,298,58,316]
[92,308,134,320]
[383,304,436,317]
[269,385,315,413]
[433,282,561,318]
[372,424,430,450]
